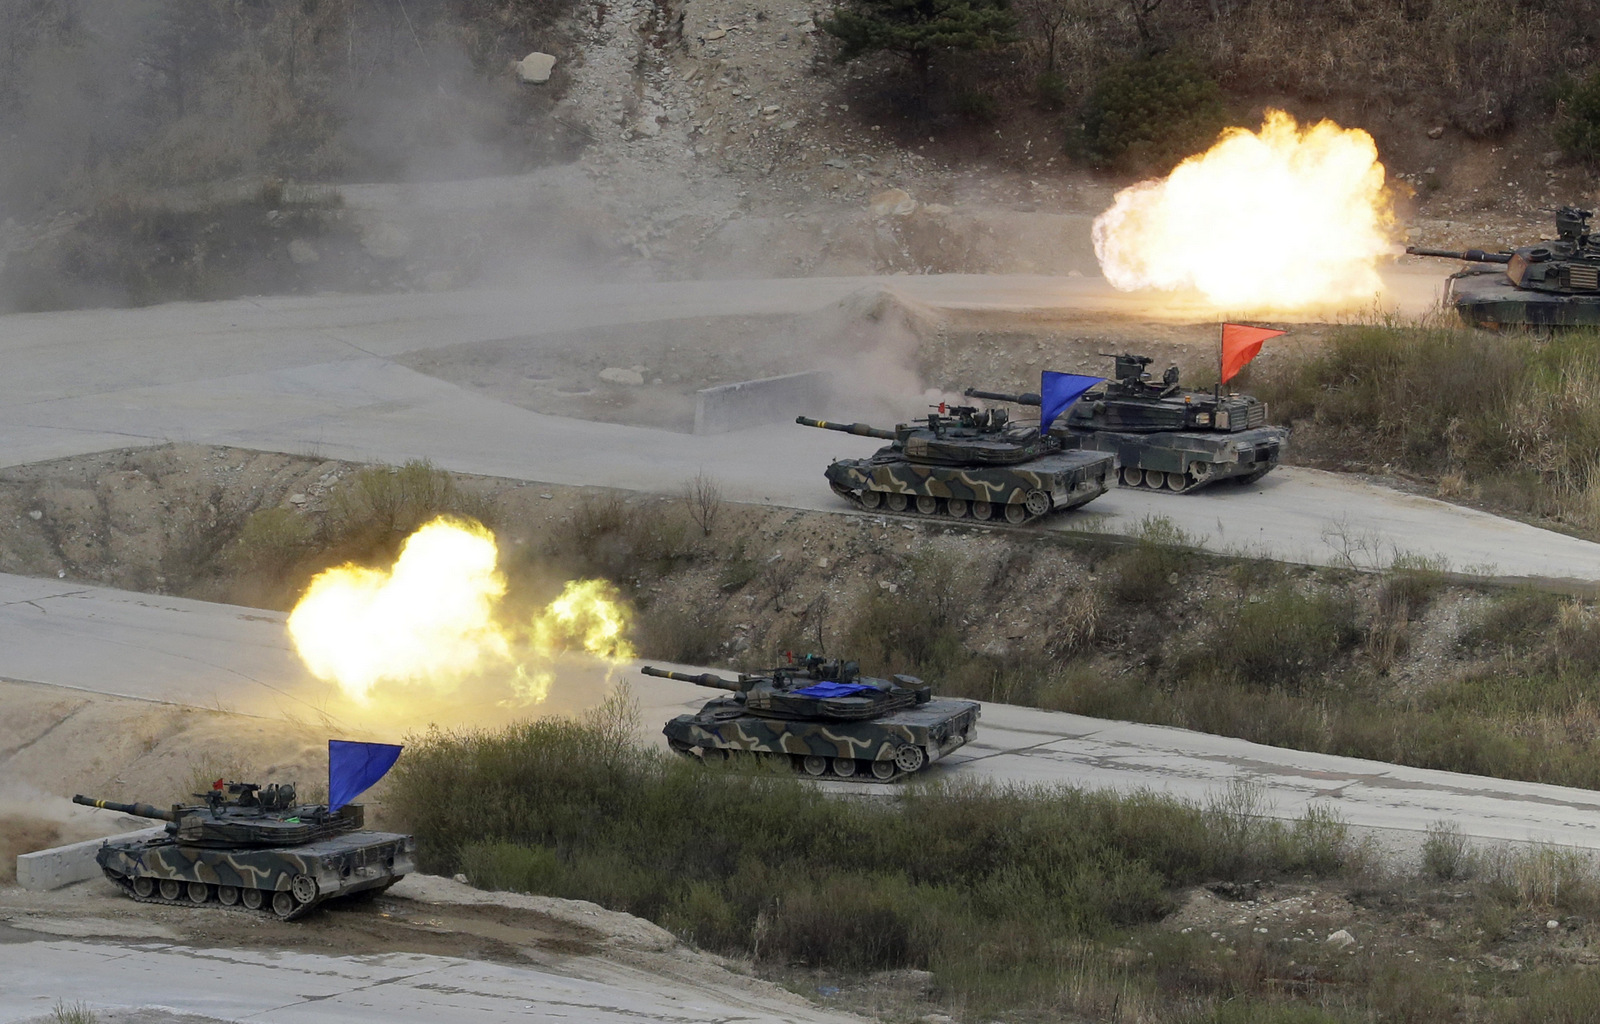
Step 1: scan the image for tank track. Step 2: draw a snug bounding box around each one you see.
[1116,464,1273,494]
[100,867,392,920]
[668,742,918,784]
[830,483,1095,524]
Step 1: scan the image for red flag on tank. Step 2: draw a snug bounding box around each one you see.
[1220,323,1286,384]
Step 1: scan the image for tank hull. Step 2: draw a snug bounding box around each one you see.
[94,829,415,920]
[664,697,981,782]
[823,449,1114,523]
[1445,267,1600,328]
[1061,425,1287,492]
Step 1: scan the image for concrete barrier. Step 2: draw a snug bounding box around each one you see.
[17,827,166,891]
[694,371,830,435]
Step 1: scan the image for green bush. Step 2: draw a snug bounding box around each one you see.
[232,506,315,575]
[1034,71,1068,111]
[1073,52,1227,173]
[1192,586,1362,691]
[1110,516,1194,605]
[389,716,1356,988]
[1556,69,1600,168]
[1458,588,1561,652]
[460,841,562,893]
[1421,819,1473,881]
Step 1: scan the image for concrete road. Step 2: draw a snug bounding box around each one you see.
[6,572,1600,851]
[0,938,863,1024]
[0,278,1596,582]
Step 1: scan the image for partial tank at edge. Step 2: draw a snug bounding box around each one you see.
[73,781,415,919]
[796,403,1114,524]
[1406,206,1600,328]
[644,657,980,782]
[966,353,1288,493]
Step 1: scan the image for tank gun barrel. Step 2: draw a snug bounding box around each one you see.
[72,794,176,821]
[1405,246,1513,265]
[962,387,1042,406]
[640,666,743,692]
[795,416,897,440]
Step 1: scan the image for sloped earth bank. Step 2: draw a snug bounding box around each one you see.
[0,871,867,1024]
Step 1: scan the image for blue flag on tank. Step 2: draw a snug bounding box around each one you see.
[328,740,403,813]
[1039,372,1103,433]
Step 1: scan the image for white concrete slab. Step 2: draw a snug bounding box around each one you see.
[15,828,165,891]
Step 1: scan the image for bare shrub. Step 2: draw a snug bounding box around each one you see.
[682,471,723,537]
[328,460,493,542]
[547,492,694,585]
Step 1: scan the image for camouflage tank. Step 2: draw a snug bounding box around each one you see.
[643,657,980,782]
[795,405,1114,523]
[966,354,1287,492]
[72,781,415,920]
[1407,206,1600,328]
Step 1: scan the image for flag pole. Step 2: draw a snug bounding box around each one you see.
[1215,321,1223,402]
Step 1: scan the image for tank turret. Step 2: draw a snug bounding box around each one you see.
[795,403,1113,523]
[964,353,1288,493]
[1407,206,1600,328]
[647,655,980,782]
[72,779,414,919]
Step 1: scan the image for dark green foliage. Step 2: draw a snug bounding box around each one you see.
[1074,52,1227,173]
[1458,588,1561,652]
[1556,69,1600,168]
[822,0,1018,92]
[1034,70,1068,111]
[1188,587,1362,691]
[1254,321,1600,527]
[391,714,1352,985]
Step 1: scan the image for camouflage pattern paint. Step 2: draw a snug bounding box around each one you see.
[94,829,415,919]
[823,450,1114,521]
[664,697,981,781]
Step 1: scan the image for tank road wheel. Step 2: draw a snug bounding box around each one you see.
[1164,472,1187,492]
[1120,466,1144,487]
[971,501,994,521]
[217,885,240,907]
[860,489,882,509]
[291,875,319,905]
[831,757,858,777]
[1141,471,1163,489]
[802,755,829,776]
[272,891,299,919]
[1004,503,1027,524]
[159,880,182,901]
[915,496,939,515]
[132,877,155,898]
[871,761,897,781]
[242,888,265,910]
[886,492,909,512]
[1024,490,1051,517]
[187,881,212,904]
[893,745,927,774]
[945,498,969,519]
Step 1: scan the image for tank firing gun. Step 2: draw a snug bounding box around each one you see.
[73,795,176,822]
[1405,246,1514,264]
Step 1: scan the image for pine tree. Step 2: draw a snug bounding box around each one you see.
[822,0,1018,98]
